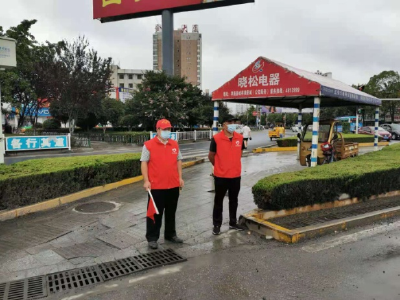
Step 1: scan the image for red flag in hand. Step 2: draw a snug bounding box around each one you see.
[147,190,159,223]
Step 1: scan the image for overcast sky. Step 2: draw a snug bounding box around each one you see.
[1,0,399,92]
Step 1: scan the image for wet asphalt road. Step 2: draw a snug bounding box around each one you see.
[56,219,400,300]
[4,130,293,165]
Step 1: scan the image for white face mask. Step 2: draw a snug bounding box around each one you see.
[227,124,237,133]
[160,130,171,139]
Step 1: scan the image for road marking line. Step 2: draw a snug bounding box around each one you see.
[128,265,182,284]
[302,220,400,253]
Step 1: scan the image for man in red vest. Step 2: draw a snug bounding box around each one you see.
[141,119,184,249]
[208,114,245,235]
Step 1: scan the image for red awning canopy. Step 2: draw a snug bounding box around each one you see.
[212,57,381,108]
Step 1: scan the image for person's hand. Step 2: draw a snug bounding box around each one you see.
[179,178,185,188]
[143,180,151,191]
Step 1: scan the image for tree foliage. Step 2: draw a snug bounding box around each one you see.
[125,71,222,130]
[365,71,400,123]
[98,98,125,128]
[0,20,40,130]
[48,36,112,133]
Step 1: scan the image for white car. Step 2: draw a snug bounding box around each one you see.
[291,126,303,133]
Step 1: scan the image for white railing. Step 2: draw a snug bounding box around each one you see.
[176,130,212,142]
[150,130,212,142]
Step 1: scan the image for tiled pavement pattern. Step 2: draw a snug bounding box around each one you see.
[0,148,383,283]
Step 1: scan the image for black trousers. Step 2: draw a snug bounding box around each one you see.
[146,187,180,242]
[213,176,241,227]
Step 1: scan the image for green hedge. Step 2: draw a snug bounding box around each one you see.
[0,153,141,210]
[252,144,400,210]
[277,134,383,147]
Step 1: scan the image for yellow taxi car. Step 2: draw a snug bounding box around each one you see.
[268,123,285,141]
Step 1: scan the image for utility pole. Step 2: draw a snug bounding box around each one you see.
[162,10,174,76]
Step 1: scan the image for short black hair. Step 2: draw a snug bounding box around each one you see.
[221,114,238,123]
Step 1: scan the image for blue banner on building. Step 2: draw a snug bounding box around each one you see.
[6,135,70,151]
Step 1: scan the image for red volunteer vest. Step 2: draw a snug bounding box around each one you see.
[145,137,180,190]
[214,131,243,178]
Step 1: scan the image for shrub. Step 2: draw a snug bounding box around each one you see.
[25,128,70,135]
[43,119,61,130]
[0,153,141,210]
[252,144,400,210]
[277,134,383,147]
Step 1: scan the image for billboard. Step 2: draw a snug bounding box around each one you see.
[0,37,16,69]
[6,136,70,151]
[94,0,255,22]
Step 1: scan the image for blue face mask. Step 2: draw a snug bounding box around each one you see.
[227,124,237,133]
[160,130,171,140]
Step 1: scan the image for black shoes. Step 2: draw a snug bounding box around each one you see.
[229,224,245,231]
[212,226,221,235]
[148,241,158,249]
[166,236,184,243]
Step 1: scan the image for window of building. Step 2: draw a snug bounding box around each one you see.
[137,75,143,80]
[129,83,133,88]
[120,83,124,88]
[119,74,124,79]
[128,74,133,80]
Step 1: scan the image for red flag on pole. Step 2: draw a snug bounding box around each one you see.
[146,190,159,223]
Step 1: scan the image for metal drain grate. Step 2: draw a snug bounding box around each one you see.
[47,266,103,294]
[0,276,47,300]
[0,249,186,299]
[98,249,186,281]
[98,257,143,280]
[133,249,187,270]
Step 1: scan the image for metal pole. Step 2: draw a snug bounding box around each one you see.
[297,106,303,160]
[374,107,379,150]
[355,108,359,134]
[311,97,321,167]
[0,83,4,164]
[162,10,174,76]
[213,101,219,136]
[68,133,71,151]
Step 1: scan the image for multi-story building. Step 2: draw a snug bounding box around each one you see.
[110,65,150,90]
[153,24,202,88]
[109,65,151,102]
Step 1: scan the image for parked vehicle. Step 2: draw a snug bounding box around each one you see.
[320,133,341,164]
[381,124,400,140]
[358,126,391,141]
[269,123,285,141]
[335,116,363,133]
[291,125,303,133]
[298,120,359,167]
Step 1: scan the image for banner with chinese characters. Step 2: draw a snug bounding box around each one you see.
[212,57,321,101]
[94,0,254,20]
[6,136,70,152]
